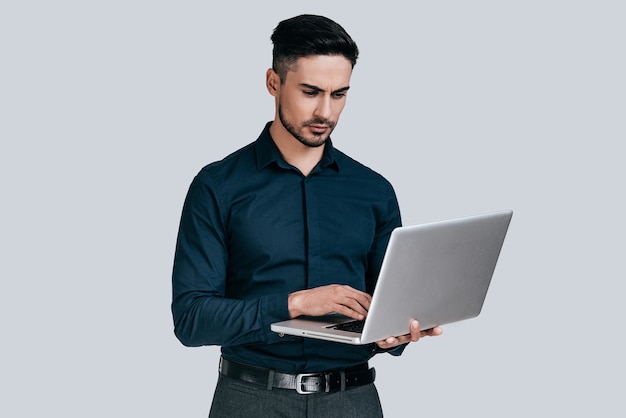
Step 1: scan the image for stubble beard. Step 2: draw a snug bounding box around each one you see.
[278,104,336,148]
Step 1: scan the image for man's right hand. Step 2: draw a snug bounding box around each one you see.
[288,284,371,320]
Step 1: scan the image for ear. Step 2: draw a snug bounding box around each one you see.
[266,68,280,97]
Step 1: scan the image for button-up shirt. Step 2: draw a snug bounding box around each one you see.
[172,123,402,372]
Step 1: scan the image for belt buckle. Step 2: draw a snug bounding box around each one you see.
[295,373,329,394]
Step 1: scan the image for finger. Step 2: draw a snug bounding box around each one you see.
[339,295,370,316]
[332,303,366,320]
[422,326,443,337]
[339,286,372,310]
[410,320,421,342]
[330,298,368,319]
[330,287,371,318]
[376,337,398,349]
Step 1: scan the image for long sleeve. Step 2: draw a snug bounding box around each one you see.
[171,170,290,347]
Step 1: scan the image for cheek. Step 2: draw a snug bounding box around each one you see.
[332,101,347,118]
[283,96,313,119]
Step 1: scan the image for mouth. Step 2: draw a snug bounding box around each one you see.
[308,124,329,134]
[306,122,334,135]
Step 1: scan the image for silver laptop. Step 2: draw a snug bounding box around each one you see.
[271,210,512,345]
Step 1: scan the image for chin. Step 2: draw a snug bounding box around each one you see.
[298,136,327,148]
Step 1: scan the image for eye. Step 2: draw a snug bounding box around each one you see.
[332,92,347,98]
[303,90,318,97]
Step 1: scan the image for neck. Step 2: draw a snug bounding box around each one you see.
[269,121,325,176]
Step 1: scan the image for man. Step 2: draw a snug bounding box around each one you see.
[172,14,442,417]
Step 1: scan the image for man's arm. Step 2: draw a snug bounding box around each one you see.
[171,171,289,347]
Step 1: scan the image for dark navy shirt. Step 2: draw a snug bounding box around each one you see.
[172,123,402,373]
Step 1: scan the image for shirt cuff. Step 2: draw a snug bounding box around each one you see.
[259,292,291,343]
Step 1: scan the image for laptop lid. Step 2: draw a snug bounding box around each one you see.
[271,210,513,345]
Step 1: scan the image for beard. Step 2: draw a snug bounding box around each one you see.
[278,104,336,148]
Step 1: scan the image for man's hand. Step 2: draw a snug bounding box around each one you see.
[375,320,443,350]
[288,284,371,320]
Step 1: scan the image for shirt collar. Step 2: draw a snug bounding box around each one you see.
[255,122,340,172]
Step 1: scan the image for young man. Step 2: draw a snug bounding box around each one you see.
[172,14,442,417]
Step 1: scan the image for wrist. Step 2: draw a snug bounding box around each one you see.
[287,291,304,318]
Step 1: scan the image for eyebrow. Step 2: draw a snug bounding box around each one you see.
[299,83,351,94]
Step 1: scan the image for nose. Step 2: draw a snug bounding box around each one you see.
[314,96,332,120]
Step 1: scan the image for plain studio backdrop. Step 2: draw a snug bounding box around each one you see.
[1,1,624,417]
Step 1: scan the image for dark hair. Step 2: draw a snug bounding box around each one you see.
[271,14,359,82]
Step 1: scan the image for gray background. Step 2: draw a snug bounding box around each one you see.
[1,1,624,416]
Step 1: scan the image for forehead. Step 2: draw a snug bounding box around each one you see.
[284,55,353,87]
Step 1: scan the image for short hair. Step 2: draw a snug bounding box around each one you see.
[271,14,359,82]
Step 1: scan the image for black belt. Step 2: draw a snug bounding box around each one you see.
[219,357,376,394]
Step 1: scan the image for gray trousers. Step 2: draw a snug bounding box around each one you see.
[209,375,384,418]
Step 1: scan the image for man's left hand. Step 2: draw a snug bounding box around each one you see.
[375,320,443,350]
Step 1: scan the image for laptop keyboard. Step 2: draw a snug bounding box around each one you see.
[328,320,365,333]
